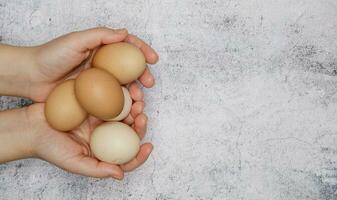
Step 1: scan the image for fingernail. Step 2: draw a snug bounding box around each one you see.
[109,170,123,180]
[147,146,153,154]
[144,144,153,154]
[113,173,124,180]
[147,76,154,84]
[105,167,123,180]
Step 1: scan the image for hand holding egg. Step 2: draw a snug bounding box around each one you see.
[21,28,159,179]
[45,42,151,165]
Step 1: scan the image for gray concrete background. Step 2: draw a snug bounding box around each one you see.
[1,0,337,199]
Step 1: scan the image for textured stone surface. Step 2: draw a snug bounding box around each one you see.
[1,0,337,199]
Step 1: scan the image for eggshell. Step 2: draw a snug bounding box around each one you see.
[104,87,132,121]
[45,80,87,131]
[90,122,140,165]
[92,42,146,84]
[75,68,124,119]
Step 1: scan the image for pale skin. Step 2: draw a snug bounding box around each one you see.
[0,27,159,180]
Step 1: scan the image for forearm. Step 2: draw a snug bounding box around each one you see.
[0,44,36,98]
[0,107,36,163]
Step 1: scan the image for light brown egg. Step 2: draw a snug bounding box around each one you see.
[90,122,140,165]
[75,68,124,119]
[45,80,87,131]
[92,42,146,84]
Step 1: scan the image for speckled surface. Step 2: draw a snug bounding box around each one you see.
[1,0,337,199]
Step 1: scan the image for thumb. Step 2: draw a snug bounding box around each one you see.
[68,27,128,52]
[64,155,124,179]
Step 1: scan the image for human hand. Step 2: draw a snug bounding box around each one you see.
[27,86,152,179]
[28,28,159,177]
[0,27,159,178]
[29,27,159,102]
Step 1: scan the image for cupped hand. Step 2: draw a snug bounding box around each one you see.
[28,83,152,179]
[29,27,159,102]
[25,27,159,178]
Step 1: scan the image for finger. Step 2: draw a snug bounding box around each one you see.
[128,82,144,101]
[133,113,148,139]
[72,116,103,144]
[124,34,159,64]
[138,67,155,88]
[120,143,153,172]
[70,27,128,51]
[87,116,104,131]
[66,155,124,179]
[123,114,134,125]
[130,101,145,119]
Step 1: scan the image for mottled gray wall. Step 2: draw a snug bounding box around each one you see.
[1,0,337,199]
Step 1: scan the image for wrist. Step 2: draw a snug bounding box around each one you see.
[0,107,37,163]
[15,107,37,159]
[0,44,38,98]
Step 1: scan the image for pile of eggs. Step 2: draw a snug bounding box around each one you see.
[44,42,146,165]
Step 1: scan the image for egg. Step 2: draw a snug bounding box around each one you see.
[45,80,87,131]
[90,122,140,164]
[104,87,132,121]
[92,42,146,84]
[75,68,124,119]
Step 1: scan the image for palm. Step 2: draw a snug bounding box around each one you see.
[35,33,92,81]
[30,104,101,172]
[29,102,152,179]
[33,46,93,102]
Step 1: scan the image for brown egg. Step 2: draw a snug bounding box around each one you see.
[92,42,146,84]
[45,80,87,131]
[75,68,124,119]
